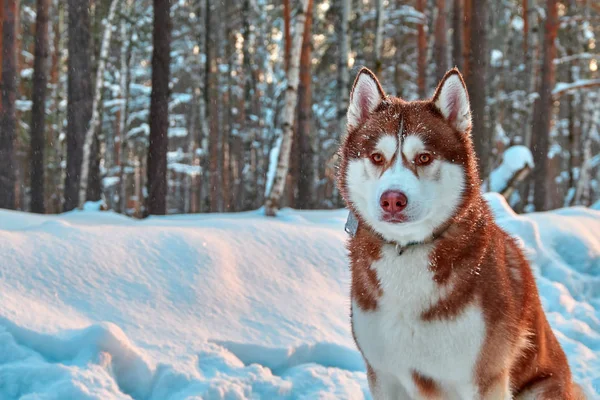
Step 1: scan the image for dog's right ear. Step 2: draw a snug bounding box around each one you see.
[347,68,386,130]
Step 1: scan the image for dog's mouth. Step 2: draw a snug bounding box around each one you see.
[381,213,407,223]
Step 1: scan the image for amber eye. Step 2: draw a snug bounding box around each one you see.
[371,153,384,165]
[416,153,432,166]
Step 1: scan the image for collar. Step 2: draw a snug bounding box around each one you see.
[344,211,451,255]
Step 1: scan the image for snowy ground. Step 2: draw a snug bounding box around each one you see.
[0,194,598,399]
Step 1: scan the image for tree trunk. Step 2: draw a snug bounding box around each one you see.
[462,0,472,77]
[117,9,133,213]
[463,0,488,179]
[374,0,384,75]
[64,0,92,211]
[30,0,51,213]
[241,0,256,210]
[264,0,308,216]
[337,0,350,137]
[205,0,221,212]
[416,0,426,98]
[283,0,291,73]
[296,0,314,209]
[0,0,4,76]
[451,0,462,70]
[522,0,528,61]
[434,0,447,82]
[222,0,234,211]
[146,0,171,215]
[532,0,557,211]
[0,0,18,209]
[46,0,62,213]
[78,0,120,207]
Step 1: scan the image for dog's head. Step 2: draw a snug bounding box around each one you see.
[337,68,480,246]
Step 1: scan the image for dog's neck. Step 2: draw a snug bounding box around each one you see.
[345,211,454,255]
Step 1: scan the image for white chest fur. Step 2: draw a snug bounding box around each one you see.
[352,244,486,396]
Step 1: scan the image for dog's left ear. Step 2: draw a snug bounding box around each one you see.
[432,68,472,133]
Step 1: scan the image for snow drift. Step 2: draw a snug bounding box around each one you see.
[0,195,598,398]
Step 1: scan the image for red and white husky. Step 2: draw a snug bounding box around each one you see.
[337,68,584,400]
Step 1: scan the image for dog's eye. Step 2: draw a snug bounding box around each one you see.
[370,153,384,165]
[416,153,432,166]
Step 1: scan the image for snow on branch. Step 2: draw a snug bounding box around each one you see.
[490,146,534,200]
[552,79,600,99]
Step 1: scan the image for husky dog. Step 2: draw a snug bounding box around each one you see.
[336,68,584,400]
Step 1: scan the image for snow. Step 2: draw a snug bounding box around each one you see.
[169,162,201,176]
[20,68,33,79]
[553,79,600,96]
[489,145,534,193]
[168,127,188,138]
[0,198,598,398]
[490,49,503,68]
[15,99,33,112]
[511,16,524,31]
[103,176,120,189]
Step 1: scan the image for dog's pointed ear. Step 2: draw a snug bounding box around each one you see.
[432,68,472,133]
[347,67,386,130]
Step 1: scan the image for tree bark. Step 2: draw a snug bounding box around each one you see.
[205,0,221,212]
[296,0,314,209]
[463,0,488,179]
[451,0,462,70]
[0,0,4,77]
[532,0,557,211]
[0,0,18,209]
[434,0,447,82]
[283,0,291,73]
[117,9,133,213]
[30,0,51,213]
[78,0,120,207]
[241,0,256,210]
[374,0,384,75]
[462,0,472,77]
[337,0,350,137]
[146,0,171,215]
[64,0,92,211]
[416,0,427,98]
[264,0,308,216]
[522,0,528,61]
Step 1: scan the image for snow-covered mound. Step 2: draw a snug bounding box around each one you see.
[0,197,598,398]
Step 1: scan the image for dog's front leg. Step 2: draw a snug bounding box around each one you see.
[480,372,512,400]
[367,365,411,400]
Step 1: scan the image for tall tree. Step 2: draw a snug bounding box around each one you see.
[283,0,291,73]
[78,0,120,207]
[451,0,462,70]
[463,0,489,179]
[462,0,472,77]
[434,0,447,82]
[337,0,351,138]
[532,0,558,211]
[416,0,426,98]
[146,0,171,215]
[296,0,314,209]
[205,0,220,212]
[0,0,17,209]
[264,0,309,216]
[374,0,384,75]
[30,0,51,213]
[64,0,92,211]
[0,0,4,75]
